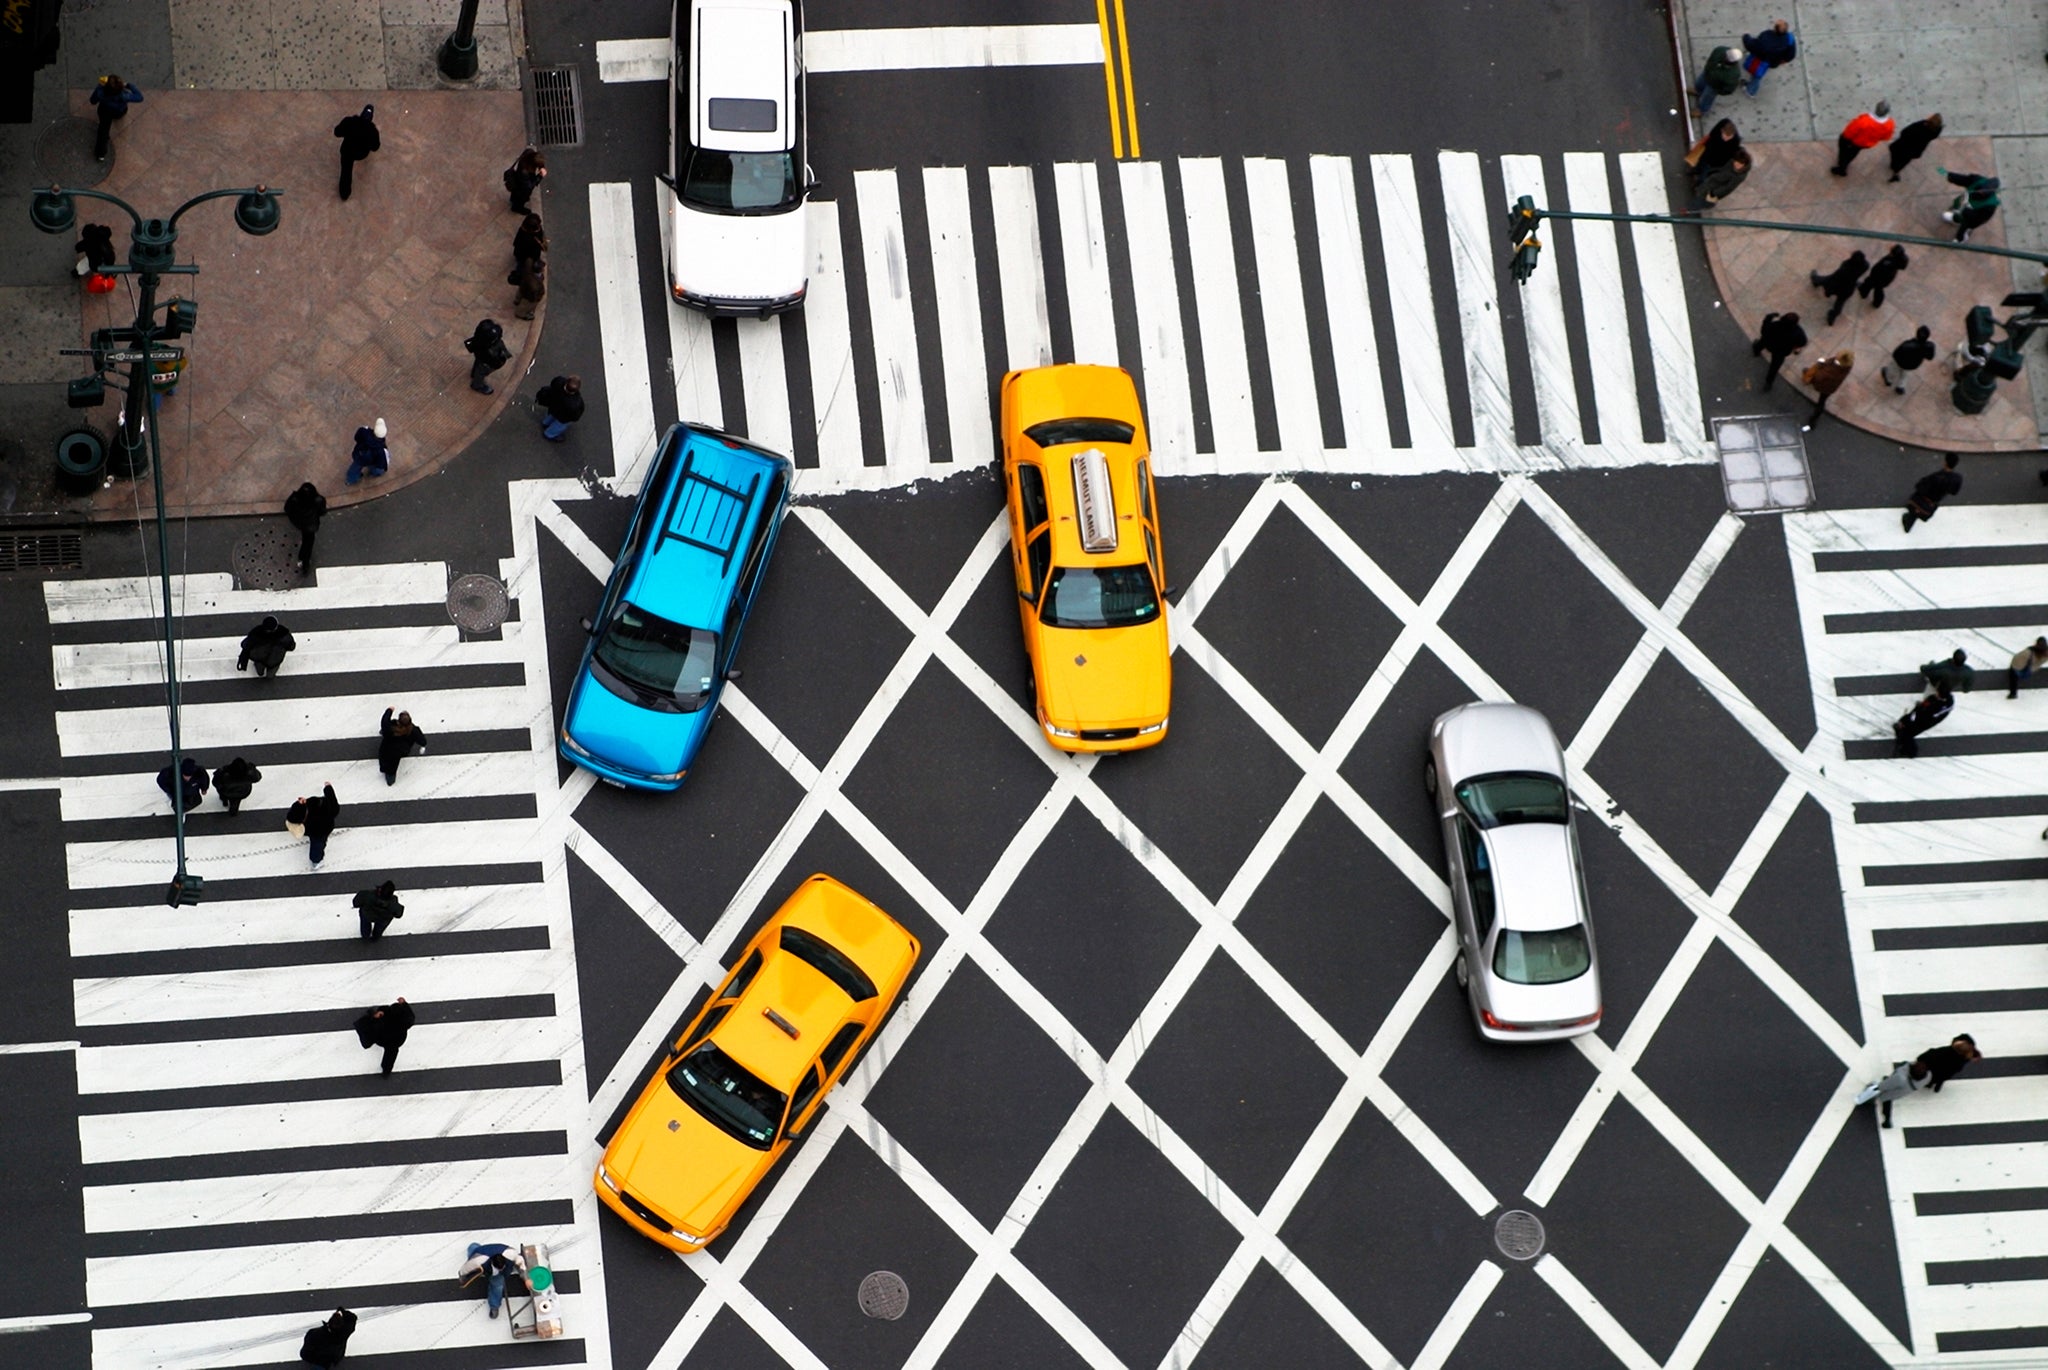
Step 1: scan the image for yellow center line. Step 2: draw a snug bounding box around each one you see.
[1113,0,1139,158]
[1096,0,1124,159]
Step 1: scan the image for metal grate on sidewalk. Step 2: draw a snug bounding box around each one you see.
[528,66,584,147]
[0,531,84,572]
[1713,414,1813,514]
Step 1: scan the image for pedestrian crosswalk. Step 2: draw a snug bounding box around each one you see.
[1785,504,2048,1360]
[591,151,1712,495]
[45,562,599,1369]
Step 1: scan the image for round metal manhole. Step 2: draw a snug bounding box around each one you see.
[36,116,113,188]
[856,1270,909,1321]
[1493,1209,1546,1262]
[232,523,305,591]
[446,573,509,633]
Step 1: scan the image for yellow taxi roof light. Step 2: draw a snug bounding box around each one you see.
[1071,448,1119,553]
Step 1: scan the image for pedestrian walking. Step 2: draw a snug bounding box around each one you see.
[354,880,405,941]
[378,708,427,785]
[213,756,262,815]
[535,375,584,441]
[463,319,510,395]
[512,213,548,270]
[2009,636,2048,697]
[1832,101,1895,176]
[1740,20,1797,97]
[1939,169,2000,242]
[75,223,116,274]
[346,418,389,486]
[458,1243,526,1318]
[1854,1034,1979,1127]
[1687,148,1752,213]
[298,1307,357,1368]
[510,254,545,321]
[1694,46,1745,115]
[353,997,415,1076]
[156,757,209,814]
[1810,251,1868,326]
[1752,311,1807,390]
[237,615,297,677]
[89,75,144,162]
[1922,649,1975,694]
[284,482,326,574]
[333,104,380,202]
[1857,245,1910,309]
[504,146,547,213]
[1888,113,1943,181]
[1880,325,1936,394]
[1902,452,1962,532]
[289,782,340,865]
[1799,350,1853,430]
[1892,687,1953,757]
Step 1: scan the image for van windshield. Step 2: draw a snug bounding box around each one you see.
[680,145,799,213]
[1039,565,1160,629]
[593,602,719,712]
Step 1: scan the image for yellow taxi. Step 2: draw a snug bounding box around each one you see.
[999,363,1170,753]
[594,874,921,1252]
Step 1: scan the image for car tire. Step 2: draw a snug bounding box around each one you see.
[1424,758,1437,798]
[1453,952,1469,989]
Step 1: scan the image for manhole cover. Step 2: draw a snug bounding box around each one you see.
[1713,414,1811,514]
[1494,1210,1546,1261]
[447,573,509,632]
[232,523,304,591]
[36,116,113,188]
[856,1270,909,1321]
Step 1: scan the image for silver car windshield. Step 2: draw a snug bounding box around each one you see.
[1455,772,1569,828]
[1493,926,1591,985]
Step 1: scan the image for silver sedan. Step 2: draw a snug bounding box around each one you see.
[1425,702,1602,1043]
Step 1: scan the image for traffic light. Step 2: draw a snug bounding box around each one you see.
[158,298,198,339]
[1506,195,1542,286]
[166,872,204,907]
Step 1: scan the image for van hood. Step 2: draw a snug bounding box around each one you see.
[669,195,808,306]
[606,1079,766,1238]
[1036,621,1171,730]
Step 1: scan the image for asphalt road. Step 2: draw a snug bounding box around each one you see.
[0,1,2018,1368]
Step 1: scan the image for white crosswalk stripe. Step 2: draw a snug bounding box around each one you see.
[1787,504,2048,1361]
[45,563,598,1370]
[594,152,1711,494]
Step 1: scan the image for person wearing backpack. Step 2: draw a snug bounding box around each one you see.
[464,319,511,395]
[504,146,546,213]
[1740,20,1796,97]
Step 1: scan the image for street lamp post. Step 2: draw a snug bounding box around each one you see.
[30,183,284,907]
[439,0,484,81]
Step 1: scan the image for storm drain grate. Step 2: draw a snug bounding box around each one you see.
[856,1271,909,1321]
[0,531,83,572]
[529,66,584,147]
[1494,1210,1547,1262]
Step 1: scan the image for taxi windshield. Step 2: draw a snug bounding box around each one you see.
[1039,565,1160,629]
[665,1041,786,1149]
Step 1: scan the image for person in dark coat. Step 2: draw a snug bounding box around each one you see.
[1892,687,1953,757]
[1940,169,2000,242]
[354,880,405,941]
[535,375,584,441]
[333,104,380,201]
[1740,20,1796,96]
[512,213,548,269]
[76,223,116,272]
[504,146,546,213]
[1810,250,1869,325]
[354,997,415,1076]
[378,708,427,785]
[464,319,511,395]
[238,616,297,677]
[346,418,389,486]
[89,75,144,161]
[1686,148,1751,213]
[292,783,340,865]
[284,483,326,573]
[1694,46,1744,115]
[156,758,209,814]
[1854,1034,1979,1127]
[1888,113,1942,181]
[1922,649,1975,695]
[1690,119,1743,191]
[1902,452,1962,532]
[1752,311,1807,391]
[1881,325,1936,394]
[511,254,545,321]
[1857,245,1910,309]
[299,1307,357,1367]
[1799,350,1853,431]
[213,757,262,814]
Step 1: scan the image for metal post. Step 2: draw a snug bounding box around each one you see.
[438,0,484,81]
[145,335,192,891]
[109,262,157,479]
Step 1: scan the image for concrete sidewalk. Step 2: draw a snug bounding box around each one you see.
[1679,2,2048,449]
[0,0,535,521]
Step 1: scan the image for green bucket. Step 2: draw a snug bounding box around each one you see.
[527,1266,552,1292]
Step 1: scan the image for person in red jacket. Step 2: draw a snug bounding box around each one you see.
[1833,101,1896,176]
